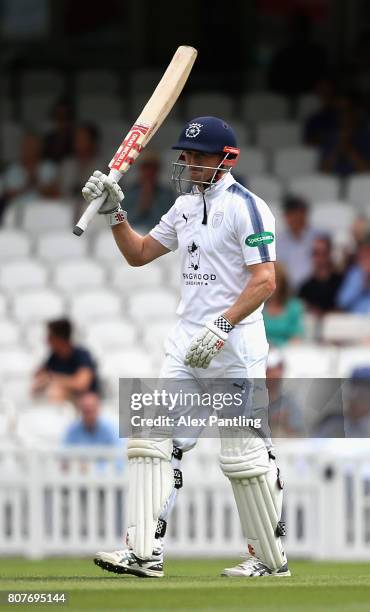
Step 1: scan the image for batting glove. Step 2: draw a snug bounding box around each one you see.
[184,315,234,369]
[82,170,125,215]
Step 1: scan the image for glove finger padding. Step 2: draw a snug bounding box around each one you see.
[185,324,227,369]
[101,175,124,207]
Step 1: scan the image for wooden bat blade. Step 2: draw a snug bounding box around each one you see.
[73,45,197,236]
[109,46,197,173]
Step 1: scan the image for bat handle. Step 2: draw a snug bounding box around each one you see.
[73,169,122,236]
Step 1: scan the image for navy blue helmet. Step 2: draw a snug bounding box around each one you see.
[172,116,238,161]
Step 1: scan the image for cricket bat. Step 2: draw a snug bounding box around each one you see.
[73,45,198,236]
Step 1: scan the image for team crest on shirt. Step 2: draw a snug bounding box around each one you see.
[212,211,224,228]
[185,122,203,138]
[183,241,217,286]
[187,241,201,270]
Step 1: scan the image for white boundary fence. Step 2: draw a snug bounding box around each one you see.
[1,441,370,560]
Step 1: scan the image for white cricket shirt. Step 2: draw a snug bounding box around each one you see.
[150,172,276,325]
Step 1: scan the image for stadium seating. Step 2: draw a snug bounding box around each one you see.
[75,70,120,94]
[128,288,178,323]
[186,93,234,121]
[0,320,20,347]
[0,121,22,163]
[37,231,88,261]
[92,231,125,263]
[310,202,355,233]
[13,289,65,324]
[337,347,370,377]
[0,348,34,377]
[237,147,267,177]
[347,174,370,209]
[22,70,64,95]
[0,259,48,294]
[0,230,31,260]
[21,202,74,234]
[256,121,301,152]
[85,319,137,355]
[273,146,318,181]
[296,93,320,120]
[53,259,106,294]
[111,260,163,292]
[77,94,124,121]
[241,93,289,123]
[287,174,340,202]
[281,344,338,378]
[247,174,283,202]
[322,314,370,344]
[70,289,121,326]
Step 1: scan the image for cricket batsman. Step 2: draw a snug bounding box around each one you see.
[81,116,290,578]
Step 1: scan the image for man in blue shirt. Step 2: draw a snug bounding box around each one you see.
[32,318,100,403]
[63,393,120,446]
[336,232,370,313]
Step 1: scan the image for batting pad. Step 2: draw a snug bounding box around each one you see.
[219,431,286,571]
[127,438,173,559]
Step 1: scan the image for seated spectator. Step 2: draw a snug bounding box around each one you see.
[299,235,343,315]
[336,231,370,313]
[3,132,59,206]
[123,151,173,228]
[304,78,338,147]
[60,122,103,217]
[32,318,100,403]
[63,393,120,446]
[277,195,318,290]
[320,91,370,176]
[43,97,75,162]
[266,349,305,437]
[263,263,304,347]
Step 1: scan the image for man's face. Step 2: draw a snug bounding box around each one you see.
[285,208,307,233]
[79,394,99,429]
[312,238,331,269]
[183,150,224,184]
[47,332,63,354]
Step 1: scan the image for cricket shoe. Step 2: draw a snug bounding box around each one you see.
[221,555,291,577]
[94,548,164,578]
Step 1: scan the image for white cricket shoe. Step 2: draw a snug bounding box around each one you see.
[94,548,164,578]
[222,556,291,577]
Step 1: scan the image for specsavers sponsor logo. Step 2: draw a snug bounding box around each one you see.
[245,231,274,247]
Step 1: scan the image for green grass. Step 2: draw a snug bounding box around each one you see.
[0,557,370,612]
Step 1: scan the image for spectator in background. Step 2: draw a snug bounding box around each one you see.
[3,132,59,206]
[268,14,327,97]
[320,91,370,176]
[266,349,305,437]
[63,393,120,446]
[123,151,173,228]
[32,318,100,404]
[336,231,370,313]
[263,263,304,347]
[43,97,75,162]
[299,235,343,315]
[60,122,103,217]
[277,195,317,290]
[304,78,337,146]
[343,368,370,438]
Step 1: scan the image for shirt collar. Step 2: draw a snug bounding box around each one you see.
[193,171,235,198]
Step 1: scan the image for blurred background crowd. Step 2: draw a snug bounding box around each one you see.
[1,0,370,448]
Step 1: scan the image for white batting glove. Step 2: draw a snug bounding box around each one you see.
[82,170,124,215]
[184,315,234,369]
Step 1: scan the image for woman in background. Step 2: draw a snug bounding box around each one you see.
[264,263,304,347]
